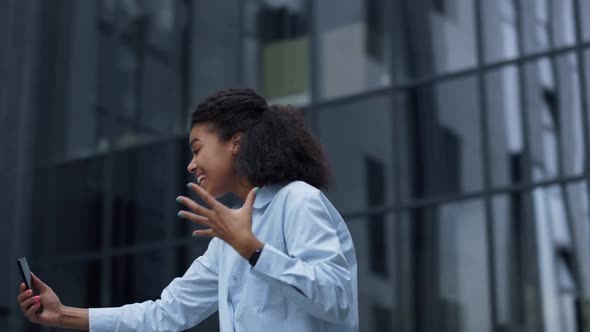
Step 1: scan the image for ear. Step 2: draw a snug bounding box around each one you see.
[231,132,241,154]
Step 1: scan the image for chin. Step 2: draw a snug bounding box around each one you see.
[203,186,223,199]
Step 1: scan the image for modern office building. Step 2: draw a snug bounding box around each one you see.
[1,0,590,331]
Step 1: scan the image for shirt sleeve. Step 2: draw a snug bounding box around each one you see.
[251,190,354,323]
[89,238,220,332]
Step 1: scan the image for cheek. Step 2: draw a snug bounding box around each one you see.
[218,154,236,175]
[205,151,235,177]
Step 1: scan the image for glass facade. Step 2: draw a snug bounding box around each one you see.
[1,0,590,331]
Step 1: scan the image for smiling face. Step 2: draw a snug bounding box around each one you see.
[186,123,240,198]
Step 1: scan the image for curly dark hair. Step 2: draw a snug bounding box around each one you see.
[191,88,331,189]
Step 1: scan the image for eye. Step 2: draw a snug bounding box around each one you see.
[192,148,200,156]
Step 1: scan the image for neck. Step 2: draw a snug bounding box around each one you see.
[234,177,255,202]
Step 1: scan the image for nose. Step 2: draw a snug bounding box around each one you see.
[187,158,196,174]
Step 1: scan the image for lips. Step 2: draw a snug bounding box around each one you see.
[197,174,206,185]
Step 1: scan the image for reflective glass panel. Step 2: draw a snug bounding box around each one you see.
[491,193,544,331]
[97,1,185,150]
[411,199,491,332]
[404,76,484,197]
[564,182,590,299]
[315,0,392,99]
[524,54,585,182]
[519,0,576,55]
[395,0,477,82]
[33,158,104,257]
[111,143,175,247]
[36,261,102,308]
[485,65,525,187]
[482,0,519,63]
[189,0,241,103]
[242,0,310,105]
[347,213,398,332]
[530,185,582,331]
[110,250,173,306]
[317,93,396,214]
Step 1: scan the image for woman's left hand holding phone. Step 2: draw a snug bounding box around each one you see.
[17,272,64,328]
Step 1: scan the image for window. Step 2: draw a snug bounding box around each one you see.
[243,0,309,105]
[365,156,388,277]
[315,0,391,99]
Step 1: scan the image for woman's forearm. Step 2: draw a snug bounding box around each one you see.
[59,306,89,330]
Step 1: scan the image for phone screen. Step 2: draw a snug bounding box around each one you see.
[16,257,32,290]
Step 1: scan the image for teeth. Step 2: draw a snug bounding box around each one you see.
[197,174,206,185]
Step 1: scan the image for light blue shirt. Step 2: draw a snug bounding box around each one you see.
[89,181,359,331]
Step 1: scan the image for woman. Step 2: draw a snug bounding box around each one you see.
[17,88,358,331]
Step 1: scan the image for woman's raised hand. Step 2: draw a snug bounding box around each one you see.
[176,183,263,259]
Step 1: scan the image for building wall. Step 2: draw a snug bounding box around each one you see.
[1,0,590,331]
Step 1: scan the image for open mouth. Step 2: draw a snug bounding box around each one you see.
[197,174,206,185]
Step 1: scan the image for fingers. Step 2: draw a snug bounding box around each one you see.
[176,196,213,219]
[192,229,215,238]
[243,187,259,212]
[26,300,42,318]
[21,295,40,313]
[177,210,210,227]
[31,272,48,291]
[187,183,223,210]
[17,288,33,303]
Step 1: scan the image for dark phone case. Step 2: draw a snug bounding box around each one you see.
[16,257,32,290]
[16,257,43,313]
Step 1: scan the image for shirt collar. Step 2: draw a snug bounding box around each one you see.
[253,183,284,209]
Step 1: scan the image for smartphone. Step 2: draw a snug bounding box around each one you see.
[16,257,32,290]
[17,257,43,313]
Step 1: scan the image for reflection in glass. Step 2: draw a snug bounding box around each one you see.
[365,157,388,277]
[111,250,173,306]
[587,51,590,137]
[242,0,309,105]
[491,192,548,331]
[397,0,477,80]
[482,0,519,63]
[346,215,397,332]
[97,1,184,150]
[565,182,590,305]
[412,200,491,332]
[429,0,477,74]
[555,54,585,176]
[398,76,483,199]
[548,0,576,49]
[524,54,585,182]
[54,2,101,161]
[38,262,101,308]
[139,52,183,135]
[485,66,524,187]
[317,94,395,214]
[584,0,590,41]
[491,195,514,329]
[141,0,180,51]
[437,199,490,332]
[531,185,582,331]
[520,0,575,54]
[33,159,104,257]
[519,0,546,55]
[431,76,483,194]
[315,0,391,99]
[112,144,173,247]
[189,1,242,103]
